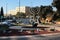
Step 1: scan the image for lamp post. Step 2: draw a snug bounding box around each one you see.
[19,0,20,12]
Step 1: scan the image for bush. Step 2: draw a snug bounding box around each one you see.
[0,24,9,30]
[50,29,55,31]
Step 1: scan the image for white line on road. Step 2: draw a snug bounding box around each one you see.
[0,36,33,39]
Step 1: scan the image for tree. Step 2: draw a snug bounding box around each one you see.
[1,7,4,16]
[52,0,60,16]
[39,5,53,23]
[52,0,60,21]
[0,7,4,21]
[16,12,26,18]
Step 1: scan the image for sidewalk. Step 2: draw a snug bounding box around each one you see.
[40,33,60,36]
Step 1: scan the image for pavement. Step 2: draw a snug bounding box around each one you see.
[40,33,60,36]
[0,34,60,40]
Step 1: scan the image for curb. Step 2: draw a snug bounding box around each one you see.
[40,33,60,36]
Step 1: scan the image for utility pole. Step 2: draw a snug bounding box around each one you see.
[18,0,20,19]
[19,0,20,12]
[6,3,8,18]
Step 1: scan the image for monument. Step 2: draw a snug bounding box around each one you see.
[29,7,40,23]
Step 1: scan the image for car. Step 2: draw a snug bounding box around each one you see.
[0,20,14,27]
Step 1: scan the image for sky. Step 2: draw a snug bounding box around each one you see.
[0,0,53,14]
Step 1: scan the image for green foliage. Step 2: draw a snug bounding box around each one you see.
[16,12,26,18]
[52,0,60,8]
[56,18,60,21]
[52,0,60,16]
[0,7,4,20]
[50,29,55,31]
[39,6,53,17]
[1,7,4,16]
[38,6,53,23]
[0,24,9,31]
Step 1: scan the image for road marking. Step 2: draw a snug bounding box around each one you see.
[0,36,33,39]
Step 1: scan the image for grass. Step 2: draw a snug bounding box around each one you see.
[41,23,53,25]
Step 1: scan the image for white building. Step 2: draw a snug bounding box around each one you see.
[8,6,30,15]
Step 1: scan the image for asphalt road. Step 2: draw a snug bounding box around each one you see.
[0,35,60,40]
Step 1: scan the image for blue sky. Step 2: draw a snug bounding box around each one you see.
[0,0,53,13]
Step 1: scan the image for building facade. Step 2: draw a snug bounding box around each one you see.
[8,6,31,16]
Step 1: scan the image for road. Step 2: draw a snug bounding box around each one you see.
[0,34,60,40]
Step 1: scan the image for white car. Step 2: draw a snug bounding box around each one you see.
[0,20,13,26]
